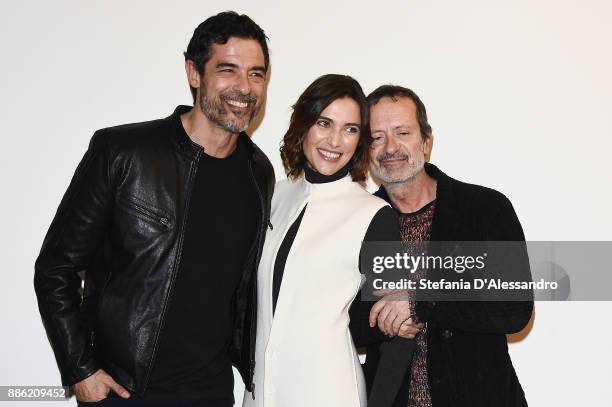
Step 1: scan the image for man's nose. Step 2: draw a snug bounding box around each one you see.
[235,72,251,95]
[384,134,399,153]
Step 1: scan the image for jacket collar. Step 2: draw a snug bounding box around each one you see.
[169,105,256,159]
[374,162,461,240]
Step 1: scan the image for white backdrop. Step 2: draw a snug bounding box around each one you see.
[1,1,611,406]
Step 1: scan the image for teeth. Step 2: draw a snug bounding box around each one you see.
[226,100,248,108]
[318,149,340,159]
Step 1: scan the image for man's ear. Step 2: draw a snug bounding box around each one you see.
[185,60,201,89]
[424,134,434,162]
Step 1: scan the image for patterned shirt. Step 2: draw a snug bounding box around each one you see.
[398,200,436,407]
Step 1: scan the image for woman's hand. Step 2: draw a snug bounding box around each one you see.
[369,289,423,337]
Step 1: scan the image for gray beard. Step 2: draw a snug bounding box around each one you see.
[371,145,426,186]
[199,88,259,134]
[377,164,424,186]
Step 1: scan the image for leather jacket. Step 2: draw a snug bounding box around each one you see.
[34,105,275,396]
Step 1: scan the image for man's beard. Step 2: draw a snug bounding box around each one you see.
[199,86,259,133]
[370,144,425,185]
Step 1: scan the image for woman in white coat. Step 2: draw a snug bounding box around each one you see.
[243,74,417,407]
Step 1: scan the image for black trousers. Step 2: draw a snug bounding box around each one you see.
[77,391,233,407]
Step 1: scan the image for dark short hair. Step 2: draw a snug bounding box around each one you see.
[280,74,370,182]
[367,85,432,141]
[184,11,270,104]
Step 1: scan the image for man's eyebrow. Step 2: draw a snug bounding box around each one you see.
[394,125,413,131]
[216,62,239,69]
[215,62,267,73]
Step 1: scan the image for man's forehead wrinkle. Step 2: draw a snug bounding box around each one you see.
[372,113,409,127]
[211,40,264,55]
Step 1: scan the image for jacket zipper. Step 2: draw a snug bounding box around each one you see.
[142,146,202,391]
[247,160,268,400]
[120,196,170,228]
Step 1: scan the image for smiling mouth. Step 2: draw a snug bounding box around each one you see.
[317,148,342,161]
[226,100,249,109]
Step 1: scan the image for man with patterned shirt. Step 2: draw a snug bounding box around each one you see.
[365,85,533,407]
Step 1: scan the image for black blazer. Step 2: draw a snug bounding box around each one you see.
[368,163,533,407]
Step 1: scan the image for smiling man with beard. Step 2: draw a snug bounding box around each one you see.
[366,85,533,407]
[34,12,275,407]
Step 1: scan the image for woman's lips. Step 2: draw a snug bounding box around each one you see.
[317,148,342,162]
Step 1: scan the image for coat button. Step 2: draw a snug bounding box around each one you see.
[442,328,453,339]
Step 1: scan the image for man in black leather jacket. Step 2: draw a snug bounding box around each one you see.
[34,11,274,406]
[365,85,533,407]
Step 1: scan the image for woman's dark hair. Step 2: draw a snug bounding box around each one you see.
[184,11,270,104]
[366,85,432,142]
[280,74,370,182]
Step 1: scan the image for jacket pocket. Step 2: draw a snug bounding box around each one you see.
[116,193,171,229]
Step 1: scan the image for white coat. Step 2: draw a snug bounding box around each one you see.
[243,175,388,407]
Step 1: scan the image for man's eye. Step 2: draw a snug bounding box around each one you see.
[250,72,265,78]
[398,132,409,136]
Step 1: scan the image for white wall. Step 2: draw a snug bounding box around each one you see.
[1,0,611,405]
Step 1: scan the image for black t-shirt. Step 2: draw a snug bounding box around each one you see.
[146,138,260,402]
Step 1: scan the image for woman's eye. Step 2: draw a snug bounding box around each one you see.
[346,126,360,134]
[317,119,330,127]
